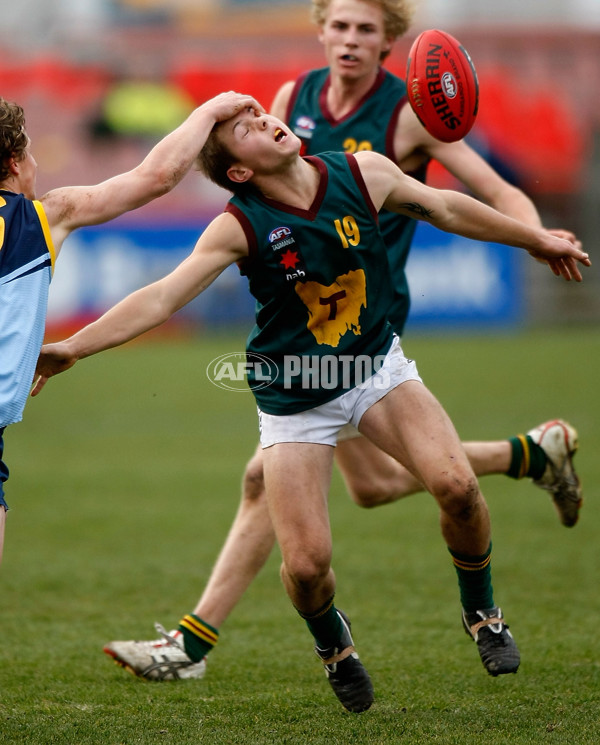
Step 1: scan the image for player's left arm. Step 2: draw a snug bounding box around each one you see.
[415,138,584,263]
[354,150,590,281]
[40,92,263,254]
[425,137,545,223]
[32,213,249,395]
[396,103,572,233]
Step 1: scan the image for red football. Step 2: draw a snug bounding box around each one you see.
[406,29,479,143]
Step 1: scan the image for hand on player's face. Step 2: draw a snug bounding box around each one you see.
[203,92,265,124]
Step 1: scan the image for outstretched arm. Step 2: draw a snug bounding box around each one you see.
[356,151,591,281]
[42,91,263,252]
[32,213,248,395]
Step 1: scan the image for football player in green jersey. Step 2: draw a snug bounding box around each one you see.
[34,102,589,710]
[96,0,585,689]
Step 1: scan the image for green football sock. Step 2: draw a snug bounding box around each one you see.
[449,543,494,612]
[297,596,343,650]
[507,434,547,480]
[178,614,219,662]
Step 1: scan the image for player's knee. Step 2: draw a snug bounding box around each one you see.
[432,472,481,520]
[350,486,392,509]
[345,470,397,508]
[282,549,331,592]
[242,452,266,503]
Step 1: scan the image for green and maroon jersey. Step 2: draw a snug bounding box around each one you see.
[227,152,394,415]
[286,66,429,334]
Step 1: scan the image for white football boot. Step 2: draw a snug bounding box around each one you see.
[103,623,206,681]
[527,419,582,527]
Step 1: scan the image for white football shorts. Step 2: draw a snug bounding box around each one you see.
[257,335,422,448]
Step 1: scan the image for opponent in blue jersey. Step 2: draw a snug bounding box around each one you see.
[34,103,589,710]
[0,92,262,565]
[98,0,585,687]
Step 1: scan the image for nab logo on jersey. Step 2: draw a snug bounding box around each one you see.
[269,226,292,243]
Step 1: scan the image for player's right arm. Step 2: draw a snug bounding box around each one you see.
[395,102,561,229]
[40,92,262,255]
[355,150,590,281]
[269,81,295,119]
[32,213,249,395]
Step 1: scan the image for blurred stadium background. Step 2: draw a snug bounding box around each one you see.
[1,0,599,336]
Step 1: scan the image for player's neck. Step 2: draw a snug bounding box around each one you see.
[256,158,319,210]
[327,69,379,119]
[0,180,19,195]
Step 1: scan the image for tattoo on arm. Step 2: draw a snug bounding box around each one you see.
[400,202,434,219]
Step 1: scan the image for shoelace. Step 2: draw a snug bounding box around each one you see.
[481,626,511,647]
[154,623,184,650]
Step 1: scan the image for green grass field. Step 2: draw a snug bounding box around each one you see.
[1,326,599,744]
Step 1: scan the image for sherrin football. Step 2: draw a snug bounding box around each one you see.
[406,29,479,143]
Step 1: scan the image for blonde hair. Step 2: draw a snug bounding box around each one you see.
[311,0,416,39]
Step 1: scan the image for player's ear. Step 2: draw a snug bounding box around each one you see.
[8,156,20,175]
[382,37,395,56]
[227,164,254,184]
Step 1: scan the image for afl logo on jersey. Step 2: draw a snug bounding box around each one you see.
[269,226,297,252]
[293,115,316,140]
[269,226,292,243]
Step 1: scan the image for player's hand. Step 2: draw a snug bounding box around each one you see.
[31,343,78,397]
[545,228,578,243]
[200,91,264,123]
[528,231,590,282]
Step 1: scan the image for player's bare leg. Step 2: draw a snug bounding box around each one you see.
[102,406,569,680]
[263,442,335,613]
[336,420,580,526]
[193,444,275,628]
[358,379,519,676]
[262,441,373,712]
[335,434,511,508]
[103,443,276,680]
[358,381,491,552]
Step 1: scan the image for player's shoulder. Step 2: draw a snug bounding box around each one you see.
[199,210,251,259]
[352,149,396,176]
[271,68,322,119]
[287,67,329,100]
[281,67,328,95]
[38,186,81,231]
[270,83,293,120]
[302,66,330,84]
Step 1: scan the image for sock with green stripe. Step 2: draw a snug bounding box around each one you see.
[178,614,219,662]
[507,434,547,480]
[449,543,494,612]
[297,596,343,650]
